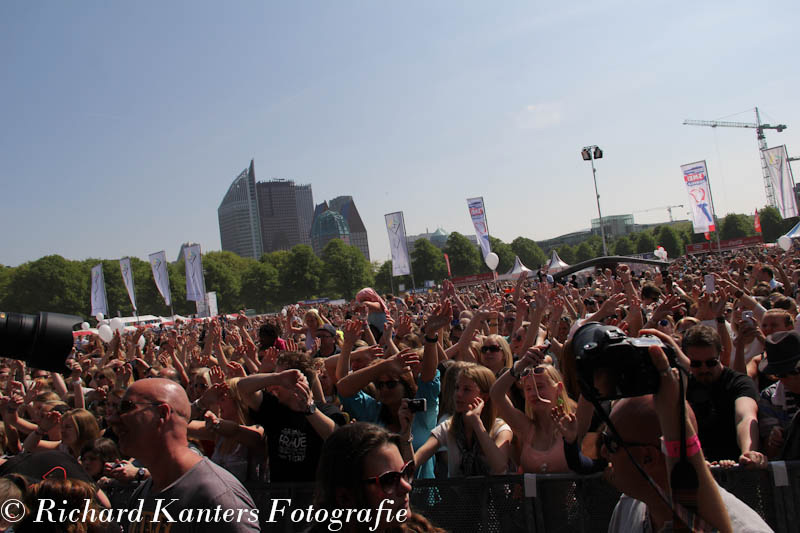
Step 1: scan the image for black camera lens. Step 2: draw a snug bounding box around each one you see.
[0,312,81,373]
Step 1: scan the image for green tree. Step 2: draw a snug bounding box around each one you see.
[321,239,374,300]
[443,232,481,276]
[759,206,784,243]
[411,239,447,284]
[656,226,684,259]
[510,237,547,270]
[487,237,515,274]
[240,261,279,313]
[636,232,657,254]
[373,261,412,295]
[574,241,595,263]
[3,256,88,317]
[555,244,576,265]
[612,236,634,256]
[720,213,752,240]
[281,245,323,302]
[202,251,248,314]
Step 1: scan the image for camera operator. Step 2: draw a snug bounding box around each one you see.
[682,325,764,467]
[603,332,770,532]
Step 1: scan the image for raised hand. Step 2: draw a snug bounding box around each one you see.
[463,397,485,431]
[395,314,413,339]
[383,349,421,377]
[343,319,364,346]
[210,365,225,385]
[226,361,246,378]
[285,338,298,353]
[258,347,279,374]
[551,403,578,444]
[424,300,453,335]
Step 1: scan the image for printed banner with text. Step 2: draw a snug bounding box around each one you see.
[184,244,205,302]
[467,197,492,259]
[681,161,716,234]
[763,145,798,219]
[385,212,411,276]
[90,264,108,317]
[149,251,172,307]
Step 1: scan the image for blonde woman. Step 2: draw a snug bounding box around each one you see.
[402,363,511,476]
[490,349,575,473]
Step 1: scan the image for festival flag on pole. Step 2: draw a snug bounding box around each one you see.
[90,264,108,317]
[681,161,716,234]
[467,197,492,259]
[763,146,798,219]
[444,253,452,278]
[385,212,412,276]
[754,209,762,234]
[184,244,205,302]
[119,258,137,312]
[148,251,172,307]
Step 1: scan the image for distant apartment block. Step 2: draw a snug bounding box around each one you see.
[310,196,370,260]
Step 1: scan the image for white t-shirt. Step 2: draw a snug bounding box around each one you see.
[429,416,511,477]
[608,485,773,533]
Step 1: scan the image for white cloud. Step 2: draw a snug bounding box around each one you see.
[516,102,563,130]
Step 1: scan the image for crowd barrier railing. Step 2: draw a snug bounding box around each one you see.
[244,460,800,532]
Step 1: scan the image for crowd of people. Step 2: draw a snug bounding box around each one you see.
[1,246,799,532]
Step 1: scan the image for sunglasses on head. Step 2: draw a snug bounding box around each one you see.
[363,460,415,495]
[115,399,162,414]
[689,358,719,368]
[481,345,502,353]
[376,380,400,390]
[521,366,547,377]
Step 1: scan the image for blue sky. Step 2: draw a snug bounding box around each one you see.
[2,0,799,267]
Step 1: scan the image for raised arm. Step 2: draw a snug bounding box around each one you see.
[490,351,541,439]
[236,369,306,411]
[337,350,420,398]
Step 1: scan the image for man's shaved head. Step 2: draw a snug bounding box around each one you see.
[127,378,191,420]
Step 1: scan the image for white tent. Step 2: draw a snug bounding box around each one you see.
[498,256,533,281]
[543,250,570,273]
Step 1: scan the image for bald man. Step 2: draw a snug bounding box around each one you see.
[109,379,260,532]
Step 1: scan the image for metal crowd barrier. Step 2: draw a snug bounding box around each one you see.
[245,461,800,532]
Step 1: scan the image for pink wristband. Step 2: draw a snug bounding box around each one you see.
[661,434,701,458]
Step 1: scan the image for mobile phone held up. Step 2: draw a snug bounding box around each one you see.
[406,398,427,413]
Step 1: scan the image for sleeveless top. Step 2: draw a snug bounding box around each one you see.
[518,425,569,474]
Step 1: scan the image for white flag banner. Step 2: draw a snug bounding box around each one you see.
[119,258,137,312]
[467,197,492,258]
[681,161,716,234]
[385,212,411,276]
[184,244,205,302]
[90,264,108,317]
[763,146,798,219]
[148,251,172,307]
[207,292,218,317]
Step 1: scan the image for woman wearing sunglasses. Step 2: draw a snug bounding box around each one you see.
[490,349,575,473]
[400,363,512,477]
[312,422,445,533]
[476,335,513,378]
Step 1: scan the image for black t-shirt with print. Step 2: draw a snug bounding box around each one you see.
[249,393,340,483]
[687,367,758,461]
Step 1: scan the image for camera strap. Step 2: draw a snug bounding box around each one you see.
[579,377,710,532]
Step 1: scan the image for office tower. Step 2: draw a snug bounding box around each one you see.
[256,179,314,252]
[310,196,370,260]
[217,160,264,259]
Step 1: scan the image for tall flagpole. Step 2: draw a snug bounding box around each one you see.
[704,160,723,253]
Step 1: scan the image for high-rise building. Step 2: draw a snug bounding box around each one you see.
[310,196,370,260]
[256,179,314,252]
[217,160,263,259]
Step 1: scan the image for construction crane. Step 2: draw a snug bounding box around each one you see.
[633,204,685,222]
[683,107,787,208]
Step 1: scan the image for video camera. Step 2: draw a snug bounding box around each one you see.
[0,311,82,374]
[573,322,677,401]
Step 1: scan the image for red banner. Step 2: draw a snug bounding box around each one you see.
[686,235,764,254]
[754,210,762,234]
[443,253,452,277]
[451,272,496,287]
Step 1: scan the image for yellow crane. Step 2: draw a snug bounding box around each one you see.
[683,107,787,208]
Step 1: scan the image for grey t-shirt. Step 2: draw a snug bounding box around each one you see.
[608,485,772,533]
[125,457,261,533]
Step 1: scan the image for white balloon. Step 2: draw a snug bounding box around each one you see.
[80,322,90,331]
[778,235,792,251]
[97,324,113,343]
[137,336,146,349]
[485,252,500,271]
[110,318,124,333]
[95,313,104,321]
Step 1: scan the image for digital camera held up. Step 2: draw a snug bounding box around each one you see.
[572,322,677,401]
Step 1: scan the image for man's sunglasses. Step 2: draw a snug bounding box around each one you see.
[689,358,719,368]
[481,345,502,353]
[600,431,656,455]
[376,380,400,390]
[363,460,415,495]
[115,400,163,414]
